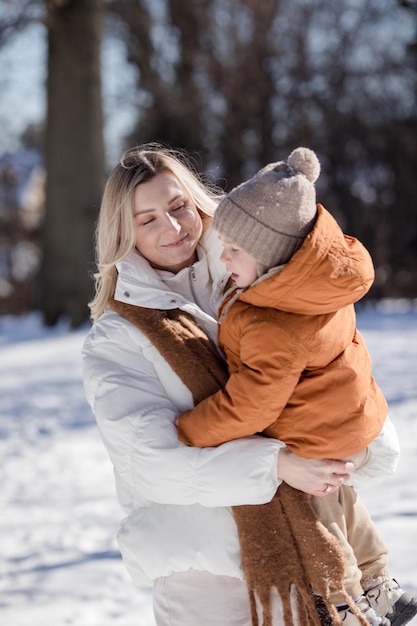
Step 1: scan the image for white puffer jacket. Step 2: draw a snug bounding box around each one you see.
[82,226,399,586]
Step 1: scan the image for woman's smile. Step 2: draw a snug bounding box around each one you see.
[163,234,189,248]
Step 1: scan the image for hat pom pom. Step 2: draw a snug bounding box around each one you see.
[287,147,320,183]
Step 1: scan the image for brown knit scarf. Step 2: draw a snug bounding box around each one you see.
[109,297,366,626]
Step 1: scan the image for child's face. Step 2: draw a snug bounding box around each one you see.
[219,236,258,288]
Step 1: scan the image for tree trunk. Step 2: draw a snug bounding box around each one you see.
[41,0,104,327]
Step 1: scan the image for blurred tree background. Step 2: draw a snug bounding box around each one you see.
[0,0,416,327]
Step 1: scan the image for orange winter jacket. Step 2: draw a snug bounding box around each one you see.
[177,205,388,459]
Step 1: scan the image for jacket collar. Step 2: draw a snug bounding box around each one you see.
[114,226,229,313]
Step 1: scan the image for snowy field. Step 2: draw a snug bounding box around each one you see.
[1,301,417,626]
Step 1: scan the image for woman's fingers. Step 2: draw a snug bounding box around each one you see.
[277,449,354,496]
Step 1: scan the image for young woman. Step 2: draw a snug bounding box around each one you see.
[82,144,402,626]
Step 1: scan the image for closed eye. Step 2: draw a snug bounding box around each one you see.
[171,203,186,213]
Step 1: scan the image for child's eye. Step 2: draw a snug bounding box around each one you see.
[172,203,186,212]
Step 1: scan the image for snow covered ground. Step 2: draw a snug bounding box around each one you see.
[1,301,417,626]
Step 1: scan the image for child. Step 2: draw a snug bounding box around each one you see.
[176,148,417,626]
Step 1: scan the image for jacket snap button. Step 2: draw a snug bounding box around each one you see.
[124,291,130,298]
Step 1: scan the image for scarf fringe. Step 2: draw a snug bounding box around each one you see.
[233,483,368,626]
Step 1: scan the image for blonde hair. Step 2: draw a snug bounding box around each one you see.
[89,143,224,321]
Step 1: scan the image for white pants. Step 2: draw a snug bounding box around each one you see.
[153,569,291,626]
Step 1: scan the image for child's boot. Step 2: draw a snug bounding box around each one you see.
[365,578,417,626]
[337,595,391,625]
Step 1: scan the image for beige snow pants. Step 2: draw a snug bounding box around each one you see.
[312,485,389,603]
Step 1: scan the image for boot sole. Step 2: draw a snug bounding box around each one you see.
[388,594,417,626]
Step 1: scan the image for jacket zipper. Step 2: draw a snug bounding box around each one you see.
[189,265,197,303]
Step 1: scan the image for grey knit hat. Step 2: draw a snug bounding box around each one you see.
[213,147,320,271]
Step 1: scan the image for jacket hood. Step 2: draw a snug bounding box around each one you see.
[239,205,374,315]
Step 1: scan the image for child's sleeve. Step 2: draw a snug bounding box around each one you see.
[177,317,307,447]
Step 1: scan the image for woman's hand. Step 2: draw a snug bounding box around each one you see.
[277,448,355,497]
[345,448,368,470]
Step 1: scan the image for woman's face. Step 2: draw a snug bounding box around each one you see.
[133,171,203,273]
